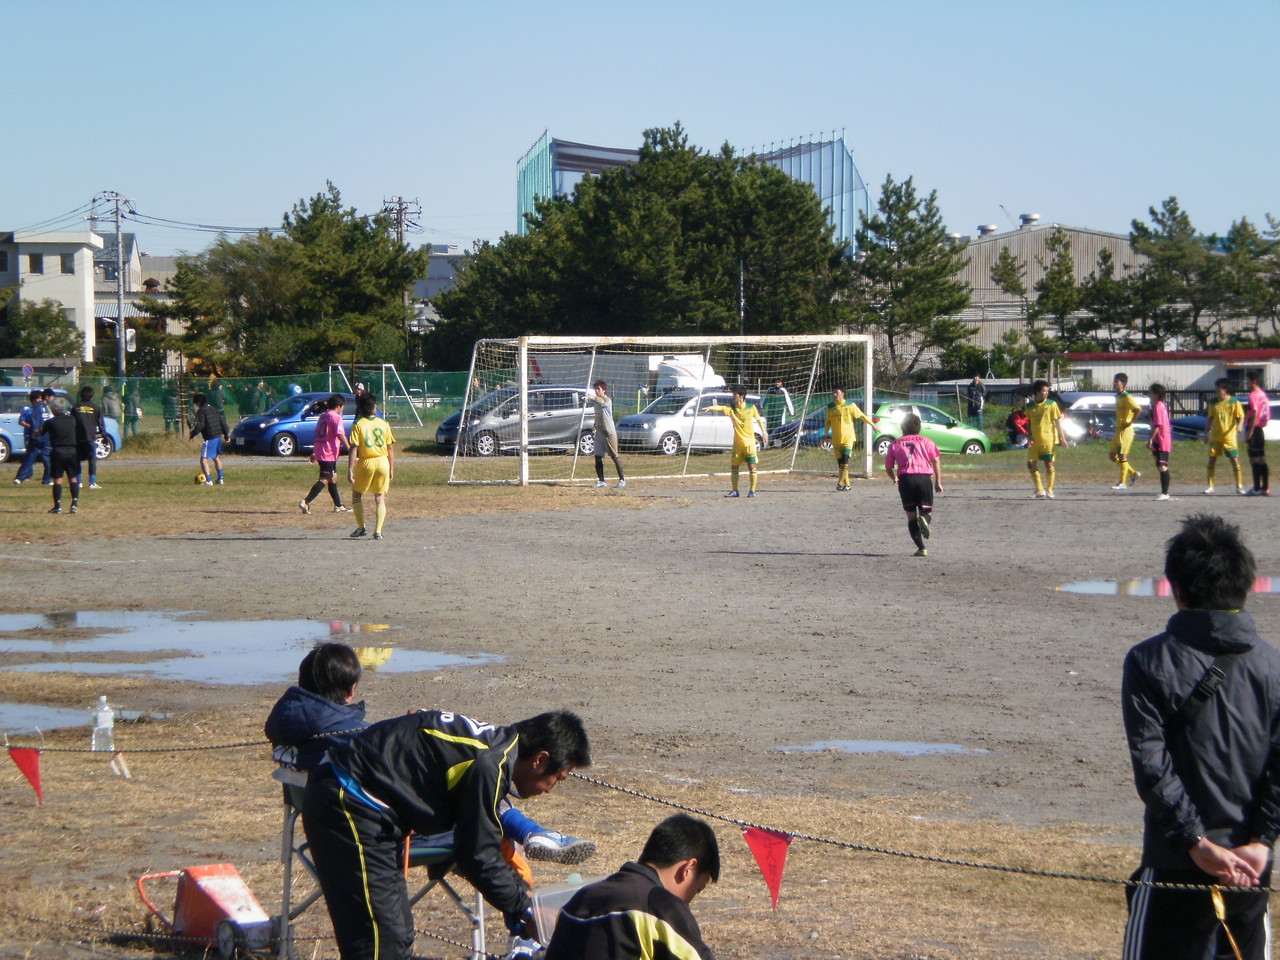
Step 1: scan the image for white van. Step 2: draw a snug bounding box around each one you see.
[1066,392,1150,413]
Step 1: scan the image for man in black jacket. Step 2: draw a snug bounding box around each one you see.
[37,397,80,514]
[545,814,718,960]
[188,392,228,486]
[301,709,589,960]
[1121,513,1280,960]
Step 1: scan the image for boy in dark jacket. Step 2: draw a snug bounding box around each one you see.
[1121,513,1280,959]
[265,643,367,771]
[189,392,228,485]
[37,397,79,514]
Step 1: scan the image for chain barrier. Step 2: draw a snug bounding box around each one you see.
[571,772,1278,896]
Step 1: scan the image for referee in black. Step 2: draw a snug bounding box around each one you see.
[37,397,80,514]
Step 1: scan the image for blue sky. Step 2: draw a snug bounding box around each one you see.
[7,0,1277,257]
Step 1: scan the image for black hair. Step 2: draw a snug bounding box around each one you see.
[28,389,40,402]
[192,392,207,406]
[1215,378,1233,392]
[1164,513,1256,610]
[639,814,720,883]
[512,710,590,773]
[1032,379,1049,392]
[901,413,922,435]
[357,393,378,417]
[731,385,747,396]
[592,379,607,391]
[1148,382,1166,402]
[42,387,55,398]
[1248,370,1261,384]
[328,394,346,409]
[80,386,94,401]
[1115,373,1128,387]
[297,642,362,703]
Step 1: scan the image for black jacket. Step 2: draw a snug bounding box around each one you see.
[263,686,367,771]
[544,861,713,960]
[325,710,529,922]
[190,404,227,441]
[39,412,78,451]
[1122,609,1280,869]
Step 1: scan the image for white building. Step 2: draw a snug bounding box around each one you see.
[1065,349,1280,392]
[0,230,103,362]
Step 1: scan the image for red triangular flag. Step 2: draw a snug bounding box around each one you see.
[8,747,43,803]
[742,826,791,908]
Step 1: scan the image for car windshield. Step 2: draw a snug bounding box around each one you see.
[642,393,695,415]
[264,395,312,417]
[469,388,517,415]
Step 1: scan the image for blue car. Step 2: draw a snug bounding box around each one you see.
[229,392,357,456]
[0,387,123,463]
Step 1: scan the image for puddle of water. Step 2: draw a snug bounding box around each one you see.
[0,611,499,685]
[0,704,163,735]
[780,739,988,756]
[1057,577,1278,597]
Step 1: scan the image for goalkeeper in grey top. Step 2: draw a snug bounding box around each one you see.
[586,380,626,488]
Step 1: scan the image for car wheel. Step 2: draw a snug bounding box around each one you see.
[94,434,115,461]
[658,432,682,456]
[473,431,499,457]
[272,433,298,457]
[577,432,595,457]
[962,440,986,455]
[874,436,893,457]
[818,437,833,452]
[0,436,10,463]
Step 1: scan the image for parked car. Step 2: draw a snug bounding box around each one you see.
[616,390,765,455]
[229,392,357,456]
[1170,398,1280,443]
[445,385,596,457]
[771,409,832,450]
[870,401,989,456]
[0,387,123,463]
[1061,409,1153,444]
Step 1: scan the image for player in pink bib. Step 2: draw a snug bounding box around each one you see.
[1245,370,1271,496]
[884,413,944,556]
[300,395,351,514]
[1147,383,1173,501]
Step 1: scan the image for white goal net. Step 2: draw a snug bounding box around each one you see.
[446,335,874,485]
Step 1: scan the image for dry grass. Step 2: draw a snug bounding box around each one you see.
[0,700,1134,960]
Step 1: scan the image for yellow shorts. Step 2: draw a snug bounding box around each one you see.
[1028,442,1056,463]
[731,443,759,467]
[1208,442,1238,460]
[353,457,391,494]
[1110,427,1135,458]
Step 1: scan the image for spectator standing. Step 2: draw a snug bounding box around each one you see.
[966,373,986,427]
[1121,514,1280,960]
[102,386,122,424]
[123,376,141,438]
[72,386,105,490]
[162,383,182,434]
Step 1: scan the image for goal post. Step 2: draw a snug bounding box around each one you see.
[327,364,423,427]
[447,335,874,485]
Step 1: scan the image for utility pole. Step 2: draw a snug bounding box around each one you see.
[91,191,133,377]
[381,196,423,367]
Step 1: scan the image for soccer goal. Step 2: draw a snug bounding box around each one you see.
[327,364,423,427]
[447,335,874,485]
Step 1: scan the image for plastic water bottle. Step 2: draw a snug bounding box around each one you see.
[90,696,115,752]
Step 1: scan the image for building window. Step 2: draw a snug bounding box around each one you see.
[61,253,75,275]
[28,253,44,274]
[0,251,9,272]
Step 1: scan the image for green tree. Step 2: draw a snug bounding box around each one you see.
[1027,226,1080,347]
[428,125,855,369]
[1129,197,1228,348]
[143,183,428,375]
[847,175,973,384]
[990,245,1029,321]
[0,297,86,360]
[1078,247,1133,349]
[1218,217,1279,344]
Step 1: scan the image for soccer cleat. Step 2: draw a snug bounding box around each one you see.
[12,478,22,485]
[48,506,61,514]
[523,830,597,864]
[916,510,930,539]
[299,500,311,514]
[617,479,626,488]
[1033,491,1047,499]
[1110,483,1127,490]
[372,533,384,541]
[333,504,350,512]
[1045,490,1056,499]
[202,481,213,486]
[593,480,607,488]
[89,483,102,490]
[1203,486,1215,494]
[1155,493,1171,501]
[350,527,367,538]
[746,490,756,498]
[725,490,740,498]
[216,479,225,485]
[70,503,78,514]
[1237,485,1247,495]
[913,547,928,557]
[1127,471,1141,487]
[1245,488,1260,496]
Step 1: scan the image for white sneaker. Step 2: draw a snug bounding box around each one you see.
[1237,485,1247,495]
[593,480,606,488]
[523,830,597,864]
[1034,491,1047,499]
[1110,483,1127,490]
[89,482,102,490]
[1045,490,1056,499]
[1155,493,1171,501]
[1203,486,1215,494]
[617,479,626,488]
[299,500,310,514]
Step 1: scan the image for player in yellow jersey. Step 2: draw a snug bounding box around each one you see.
[705,387,767,498]
[1025,379,1067,499]
[346,392,396,540]
[1203,377,1245,495]
[824,387,875,490]
[1110,373,1143,490]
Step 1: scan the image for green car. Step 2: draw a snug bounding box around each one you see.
[871,401,989,456]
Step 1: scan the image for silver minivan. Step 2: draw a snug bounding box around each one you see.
[456,385,596,457]
[615,390,765,455]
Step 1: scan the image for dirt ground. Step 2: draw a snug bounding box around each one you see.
[1,462,1277,959]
